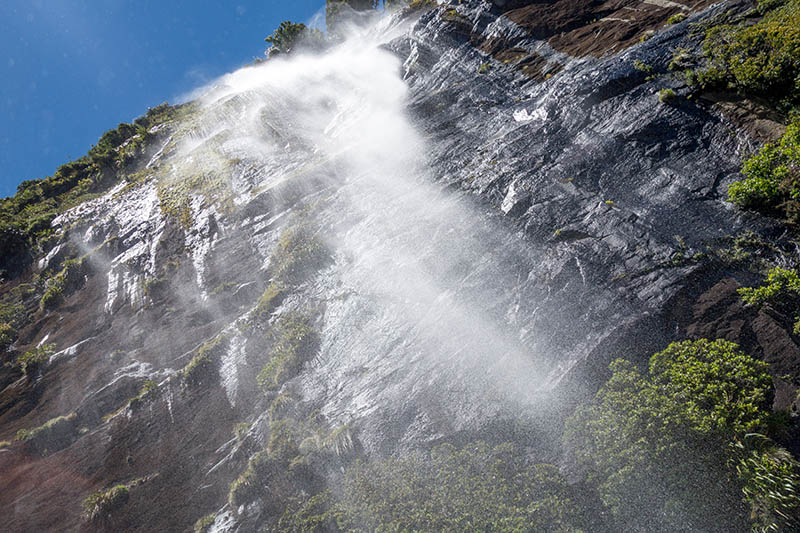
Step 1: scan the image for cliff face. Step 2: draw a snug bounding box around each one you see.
[0,0,797,531]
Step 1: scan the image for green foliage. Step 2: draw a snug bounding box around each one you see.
[16,343,56,375]
[194,513,216,533]
[477,62,491,74]
[407,0,437,11]
[271,222,329,286]
[666,12,687,24]
[182,336,227,389]
[0,321,14,350]
[16,412,78,455]
[256,313,318,392]
[731,434,800,532]
[658,88,677,104]
[156,169,232,229]
[252,282,287,323]
[210,281,237,297]
[83,485,130,522]
[234,422,250,442]
[564,339,778,531]
[633,59,654,75]
[648,339,772,434]
[268,418,302,463]
[83,476,151,522]
[698,0,800,111]
[229,449,280,508]
[265,21,322,58]
[278,441,586,532]
[727,119,800,215]
[103,379,158,421]
[40,257,89,311]
[0,104,183,258]
[738,267,800,305]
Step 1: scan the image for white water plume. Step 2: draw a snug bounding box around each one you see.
[172,20,547,442]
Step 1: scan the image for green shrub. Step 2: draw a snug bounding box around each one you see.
[633,59,654,75]
[727,119,800,214]
[271,223,329,285]
[251,282,287,324]
[16,343,56,375]
[407,0,437,10]
[278,441,586,532]
[182,336,226,389]
[83,476,151,522]
[228,450,274,508]
[477,62,491,74]
[730,434,800,532]
[103,379,158,421]
[698,0,800,111]
[658,88,677,104]
[326,0,379,36]
[83,485,130,521]
[265,21,323,58]
[194,513,216,533]
[666,12,687,24]
[0,322,14,350]
[256,313,317,392]
[39,257,89,311]
[564,339,778,531]
[738,267,800,305]
[16,412,78,455]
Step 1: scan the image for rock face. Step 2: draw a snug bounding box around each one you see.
[0,0,797,530]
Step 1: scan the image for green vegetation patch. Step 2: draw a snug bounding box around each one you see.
[564,339,798,532]
[181,335,228,389]
[727,118,800,218]
[738,266,800,306]
[271,222,330,286]
[194,513,217,533]
[251,282,287,324]
[103,380,158,422]
[666,12,687,24]
[228,449,285,508]
[40,257,89,311]
[658,88,677,105]
[83,485,129,522]
[277,441,586,532]
[0,322,14,351]
[16,343,56,376]
[16,412,78,455]
[0,103,185,258]
[698,0,800,113]
[256,312,318,392]
[83,475,153,522]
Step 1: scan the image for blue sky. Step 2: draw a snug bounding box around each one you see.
[0,0,326,198]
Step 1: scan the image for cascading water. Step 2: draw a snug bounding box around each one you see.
[164,18,552,454]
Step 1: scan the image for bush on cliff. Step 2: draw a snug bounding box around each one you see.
[727,118,800,218]
[699,0,800,113]
[277,441,589,532]
[16,412,78,455]
[265,21,324,58]
[564,339,799,532]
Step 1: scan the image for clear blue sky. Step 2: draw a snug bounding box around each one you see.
[0,0,326,198]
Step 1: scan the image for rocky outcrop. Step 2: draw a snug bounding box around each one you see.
[0,0,797,530]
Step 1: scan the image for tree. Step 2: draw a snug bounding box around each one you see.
[265,21,318,58]
[564,339,799,532]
